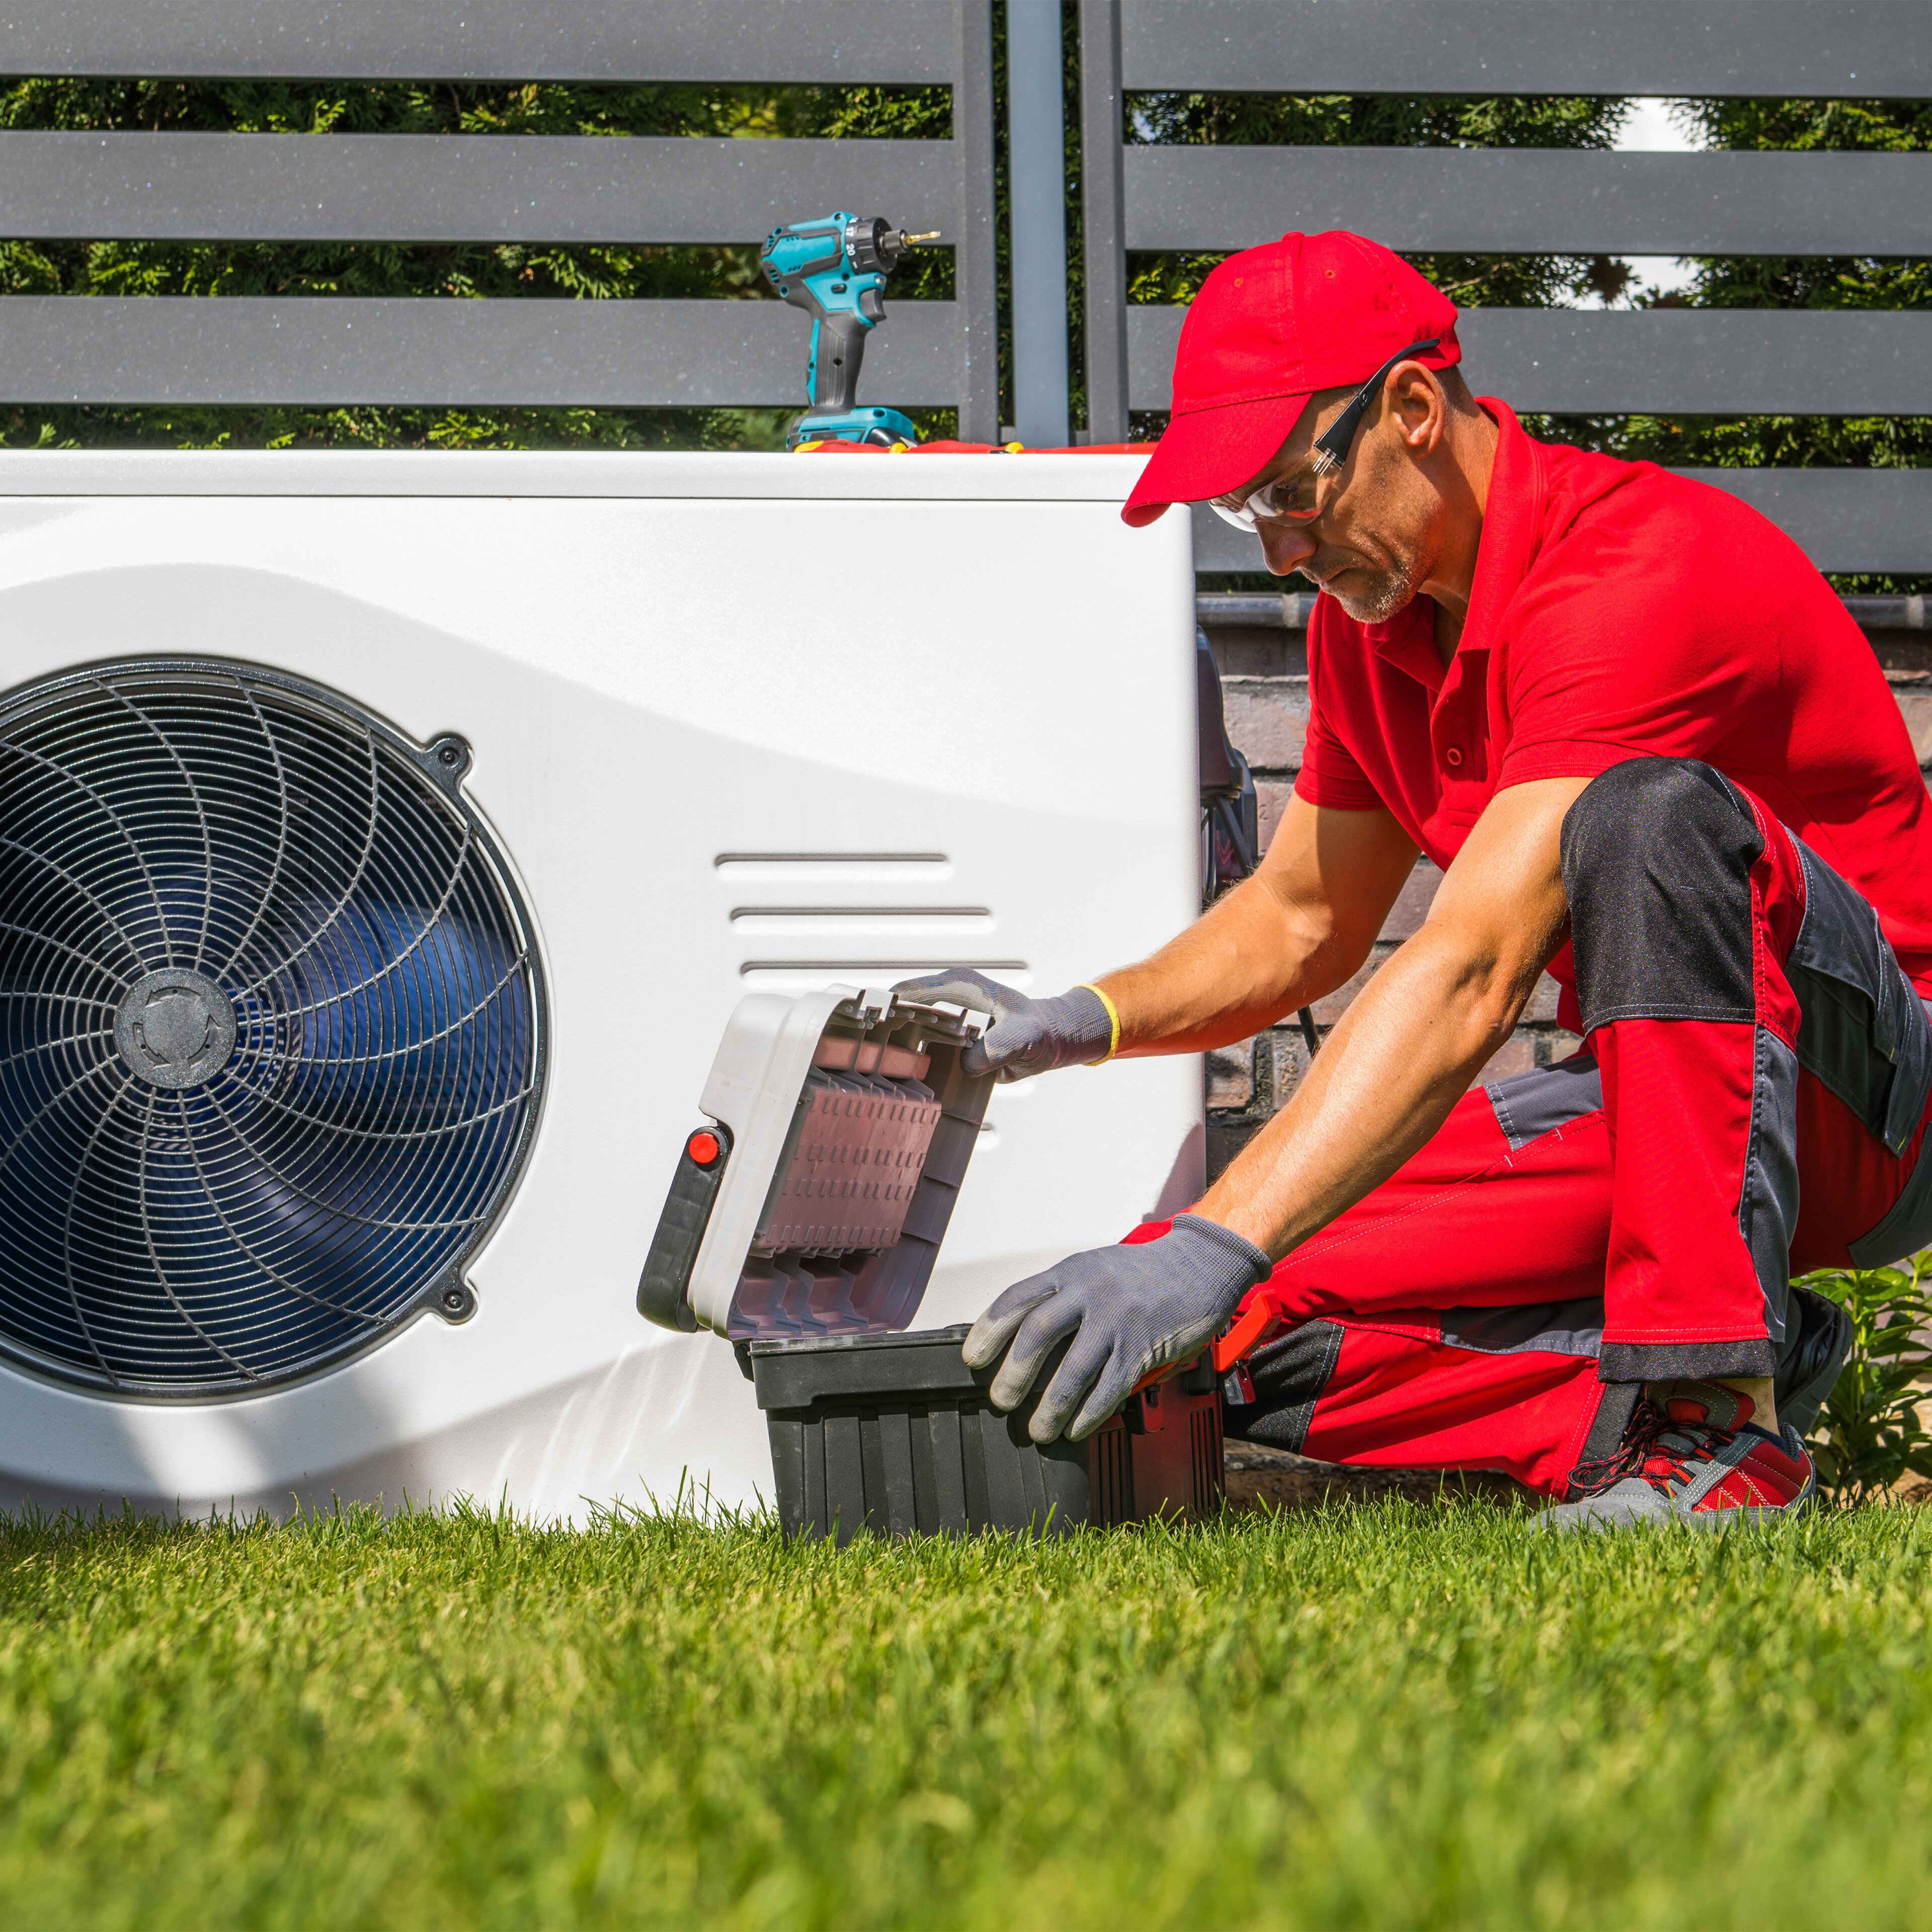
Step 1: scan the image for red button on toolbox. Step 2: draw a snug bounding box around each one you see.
[687,1130,721,1167]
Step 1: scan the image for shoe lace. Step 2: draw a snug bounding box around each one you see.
[1570,1399,1737,1498]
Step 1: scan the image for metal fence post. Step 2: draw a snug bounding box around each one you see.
[1079,0,1128,442]
[953,0,1001,444]
[1007,0,1070,445]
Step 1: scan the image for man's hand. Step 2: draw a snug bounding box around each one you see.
[892,969,1113,1079]
[962,1215,1271,1441]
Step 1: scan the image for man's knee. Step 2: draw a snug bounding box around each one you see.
[1560,758,1755,892]
[1559,758,1762,1029]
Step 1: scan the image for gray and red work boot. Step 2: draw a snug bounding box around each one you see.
[1538,1379,1817,1531]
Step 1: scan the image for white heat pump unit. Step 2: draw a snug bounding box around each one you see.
[0,451,1201,1521]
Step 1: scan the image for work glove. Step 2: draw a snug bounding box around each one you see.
[892,968,1114,1080]
[964,1215,1272,1442]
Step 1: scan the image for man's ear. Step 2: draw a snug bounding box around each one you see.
[1388,364,1447,457]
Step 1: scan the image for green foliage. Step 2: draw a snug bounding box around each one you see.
[0,78,954,451]
[1548,96,1932,592]
[1676,92,1932,324]
[1534,411,1932,472]
[8,1499,1932,1926]
[5,68,1925,516]
[1123,93,1626,441]
[1797,1250,1932,1506]
[1125,91,1624,313]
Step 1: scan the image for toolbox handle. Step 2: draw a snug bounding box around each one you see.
[1212,1297,1276,1375]
[1122,1295,1273,1403]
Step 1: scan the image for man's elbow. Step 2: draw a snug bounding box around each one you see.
[1425,919,1550,1046]
[1467,975,1537,1052]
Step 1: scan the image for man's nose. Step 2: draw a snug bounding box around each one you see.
[1258,521,1318,576]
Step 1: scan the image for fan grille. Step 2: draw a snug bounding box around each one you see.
[0,660,545,1397]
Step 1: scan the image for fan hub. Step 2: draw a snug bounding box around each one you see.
[114,969,238,1091]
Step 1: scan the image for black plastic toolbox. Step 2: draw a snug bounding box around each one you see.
[749,1325,1224,1543]
[638,986,1225,1541]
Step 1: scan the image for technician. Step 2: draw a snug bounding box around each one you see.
[901,229,1932,1530]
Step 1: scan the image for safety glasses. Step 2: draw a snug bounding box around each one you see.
[1209,338,1442,531]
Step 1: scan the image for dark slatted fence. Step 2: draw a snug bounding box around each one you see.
[0,0,1001,436]
[1078,0,1932,576]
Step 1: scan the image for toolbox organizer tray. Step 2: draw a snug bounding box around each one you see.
[637,985,992,1342]
[639,985,1225,1539]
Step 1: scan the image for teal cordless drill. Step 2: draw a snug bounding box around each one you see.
[761,213,939,448]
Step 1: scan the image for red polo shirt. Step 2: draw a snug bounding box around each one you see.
[1295,400,1932,1018]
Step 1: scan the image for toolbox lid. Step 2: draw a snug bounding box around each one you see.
[638,985,995,1343]
[747,1323,985,1409]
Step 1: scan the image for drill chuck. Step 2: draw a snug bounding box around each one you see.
[846,216,940,275]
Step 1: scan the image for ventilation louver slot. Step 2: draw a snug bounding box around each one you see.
[0,660,545,1397]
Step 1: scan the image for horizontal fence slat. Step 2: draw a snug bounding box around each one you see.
[1192,468,1932,577]
[1125,148,1932,258]
[1196,590,1929,634]
[0,296,962,407]
[0,0,956,83]
[0,132,957,245]
[1130,307,1932,416]
[1122,0,1932,97]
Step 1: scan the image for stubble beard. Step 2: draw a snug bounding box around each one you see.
[1305,536,1423,625]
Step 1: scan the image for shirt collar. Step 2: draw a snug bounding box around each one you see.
[1367,606,1446,694]
[1457,398,1544,661]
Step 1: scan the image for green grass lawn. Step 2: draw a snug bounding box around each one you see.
[4,1500,1932,1930]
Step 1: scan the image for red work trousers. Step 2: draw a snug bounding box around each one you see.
[1190,758,1932,1498]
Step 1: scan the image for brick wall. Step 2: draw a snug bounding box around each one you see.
[1202,621,1932,1181]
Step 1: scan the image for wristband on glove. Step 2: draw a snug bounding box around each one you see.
[1079,983,1122,1065]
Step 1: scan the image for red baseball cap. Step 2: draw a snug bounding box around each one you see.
[1121,231,1461,528]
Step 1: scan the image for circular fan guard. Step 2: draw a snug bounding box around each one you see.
[0,660,546,1397]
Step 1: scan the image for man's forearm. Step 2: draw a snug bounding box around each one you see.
[1195,776,1582,1258]
[1089,796,1419,1060]
[1092,871,1362,1058]
[1196,913,1544,1258]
